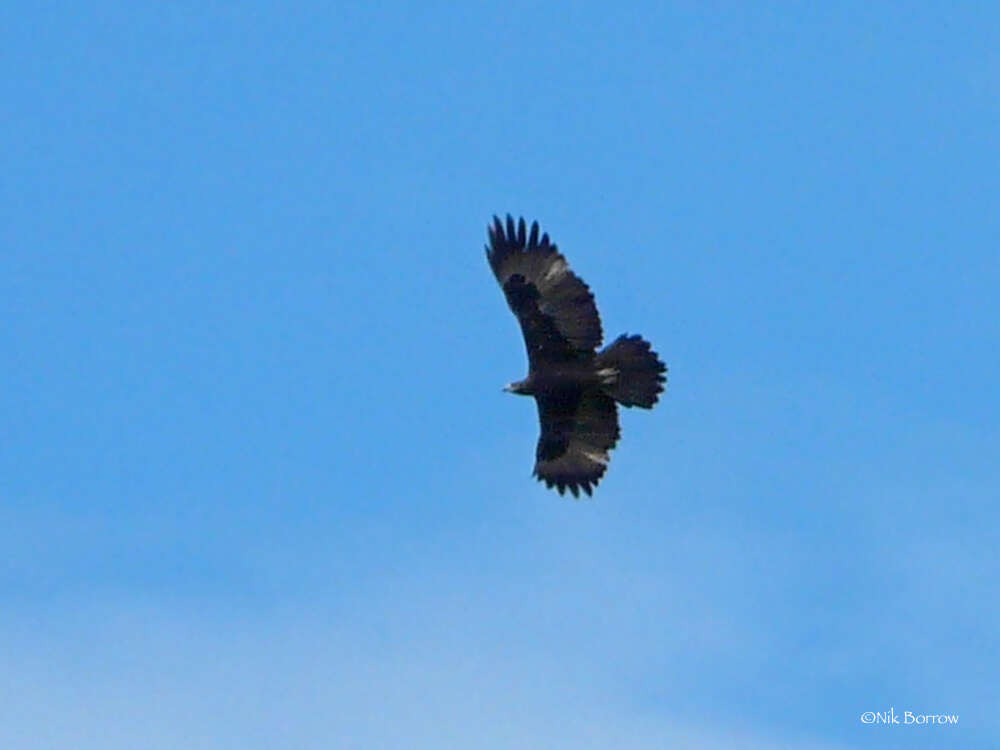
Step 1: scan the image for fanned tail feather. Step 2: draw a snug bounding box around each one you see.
[595,334,667,408]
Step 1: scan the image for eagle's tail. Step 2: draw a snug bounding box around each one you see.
[595,334,667,409]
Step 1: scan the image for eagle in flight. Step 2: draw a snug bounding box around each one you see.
[486,215,667,497]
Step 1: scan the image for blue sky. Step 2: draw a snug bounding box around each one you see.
[3,2,998,748]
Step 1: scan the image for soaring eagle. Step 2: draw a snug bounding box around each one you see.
[486,215,667,497]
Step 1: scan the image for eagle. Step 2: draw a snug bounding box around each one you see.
[486,215,667,497]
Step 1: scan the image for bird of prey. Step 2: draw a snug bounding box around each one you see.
[486,215,667,497]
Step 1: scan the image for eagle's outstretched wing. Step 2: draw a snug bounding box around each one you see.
[533,390,620,497]
[486,215,602,367]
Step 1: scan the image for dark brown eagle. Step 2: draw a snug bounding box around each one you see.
[486,215,667,497]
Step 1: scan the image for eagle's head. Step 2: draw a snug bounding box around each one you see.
[503,379,532,396]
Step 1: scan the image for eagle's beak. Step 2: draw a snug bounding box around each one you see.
[502,383,514,393]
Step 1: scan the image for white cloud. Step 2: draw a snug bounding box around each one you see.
[0,600,850,750]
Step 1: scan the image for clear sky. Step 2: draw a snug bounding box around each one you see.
[3,2,998,748]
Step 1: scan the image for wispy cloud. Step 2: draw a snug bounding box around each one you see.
[0,599,852,750]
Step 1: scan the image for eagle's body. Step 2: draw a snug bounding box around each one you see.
[486,215,667,497]
[505,363,600,397]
